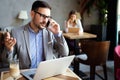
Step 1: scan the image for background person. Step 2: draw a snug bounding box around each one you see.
[64,10,83,55]
[64,10,84,33]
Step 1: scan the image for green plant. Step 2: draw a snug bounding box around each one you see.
[80,0,108,25]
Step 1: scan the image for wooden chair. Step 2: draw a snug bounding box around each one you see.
[74,40,110,80]
[114,45,120,80]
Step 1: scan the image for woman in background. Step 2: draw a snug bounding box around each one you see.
[64,10,84,33]
[64,10,83,55]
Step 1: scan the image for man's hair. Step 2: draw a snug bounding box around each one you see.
[31,0,51,11]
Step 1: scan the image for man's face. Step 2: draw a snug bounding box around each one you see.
[31,8,51,29]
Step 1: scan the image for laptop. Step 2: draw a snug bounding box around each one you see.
[68,27,80,33]
[21,55,75,80]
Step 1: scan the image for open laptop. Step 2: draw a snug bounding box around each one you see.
[21,55,75,80]
[68,27,80,33]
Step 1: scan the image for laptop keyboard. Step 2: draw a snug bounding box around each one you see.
[30,74,35,78]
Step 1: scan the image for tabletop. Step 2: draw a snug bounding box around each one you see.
[63,32,97,40]
[1,68,81,80]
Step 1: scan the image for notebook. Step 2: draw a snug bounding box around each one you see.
[68,27,80,33]
[21,55,75,80]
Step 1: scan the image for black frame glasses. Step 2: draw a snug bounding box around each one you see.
[34,11,52,19]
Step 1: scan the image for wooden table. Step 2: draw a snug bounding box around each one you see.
[1,68,81,80]
[63,32,97,55]
[63,32,97,40]
[63,32,97,76]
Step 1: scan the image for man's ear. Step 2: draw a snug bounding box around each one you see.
[30,11,34,18]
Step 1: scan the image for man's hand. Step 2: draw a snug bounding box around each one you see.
[4,32,16,51]
[48,19,61,34]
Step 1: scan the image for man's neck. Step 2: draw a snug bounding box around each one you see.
[29,22,40,33]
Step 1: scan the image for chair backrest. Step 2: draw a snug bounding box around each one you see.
[81,40,110,65]
[114,45,120,80]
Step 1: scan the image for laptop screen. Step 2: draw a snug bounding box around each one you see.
[21,55,75,80]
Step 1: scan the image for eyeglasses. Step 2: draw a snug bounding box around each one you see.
[34,11,52,19]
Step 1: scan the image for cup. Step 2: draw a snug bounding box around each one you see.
[9,59,20,80]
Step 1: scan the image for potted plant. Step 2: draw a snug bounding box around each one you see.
[79,0,108,40]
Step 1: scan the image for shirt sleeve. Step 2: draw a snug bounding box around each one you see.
[54,31,63,37]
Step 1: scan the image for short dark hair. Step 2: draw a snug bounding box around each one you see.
[31,0,51,11]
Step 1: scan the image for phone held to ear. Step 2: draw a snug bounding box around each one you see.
[46,20,50,28]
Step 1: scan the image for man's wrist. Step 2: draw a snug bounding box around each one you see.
[54,31,62,37]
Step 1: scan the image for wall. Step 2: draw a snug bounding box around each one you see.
[0,0,81,30]
[107,0,117,60]
[117,0,120,44]
[0,0,34,27]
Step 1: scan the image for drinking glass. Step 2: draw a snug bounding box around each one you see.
[9,59,20,80]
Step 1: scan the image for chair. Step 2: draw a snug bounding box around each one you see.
[74,40,110,80]
[114,45,120,80]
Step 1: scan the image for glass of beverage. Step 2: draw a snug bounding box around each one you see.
[9,59,20,80]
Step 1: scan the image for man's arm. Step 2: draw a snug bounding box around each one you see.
[54,34,69,57]
[47,19,69,57]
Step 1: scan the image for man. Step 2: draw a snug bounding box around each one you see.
[2,0,69,69]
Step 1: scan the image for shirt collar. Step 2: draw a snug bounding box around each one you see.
[28,25,42,34]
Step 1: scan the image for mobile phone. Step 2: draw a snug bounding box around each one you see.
[46,20,50,28]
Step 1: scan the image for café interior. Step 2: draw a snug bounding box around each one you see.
[0,0,119,80]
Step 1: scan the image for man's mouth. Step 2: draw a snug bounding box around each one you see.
[38,22,46,29]
[40,22,46,26]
